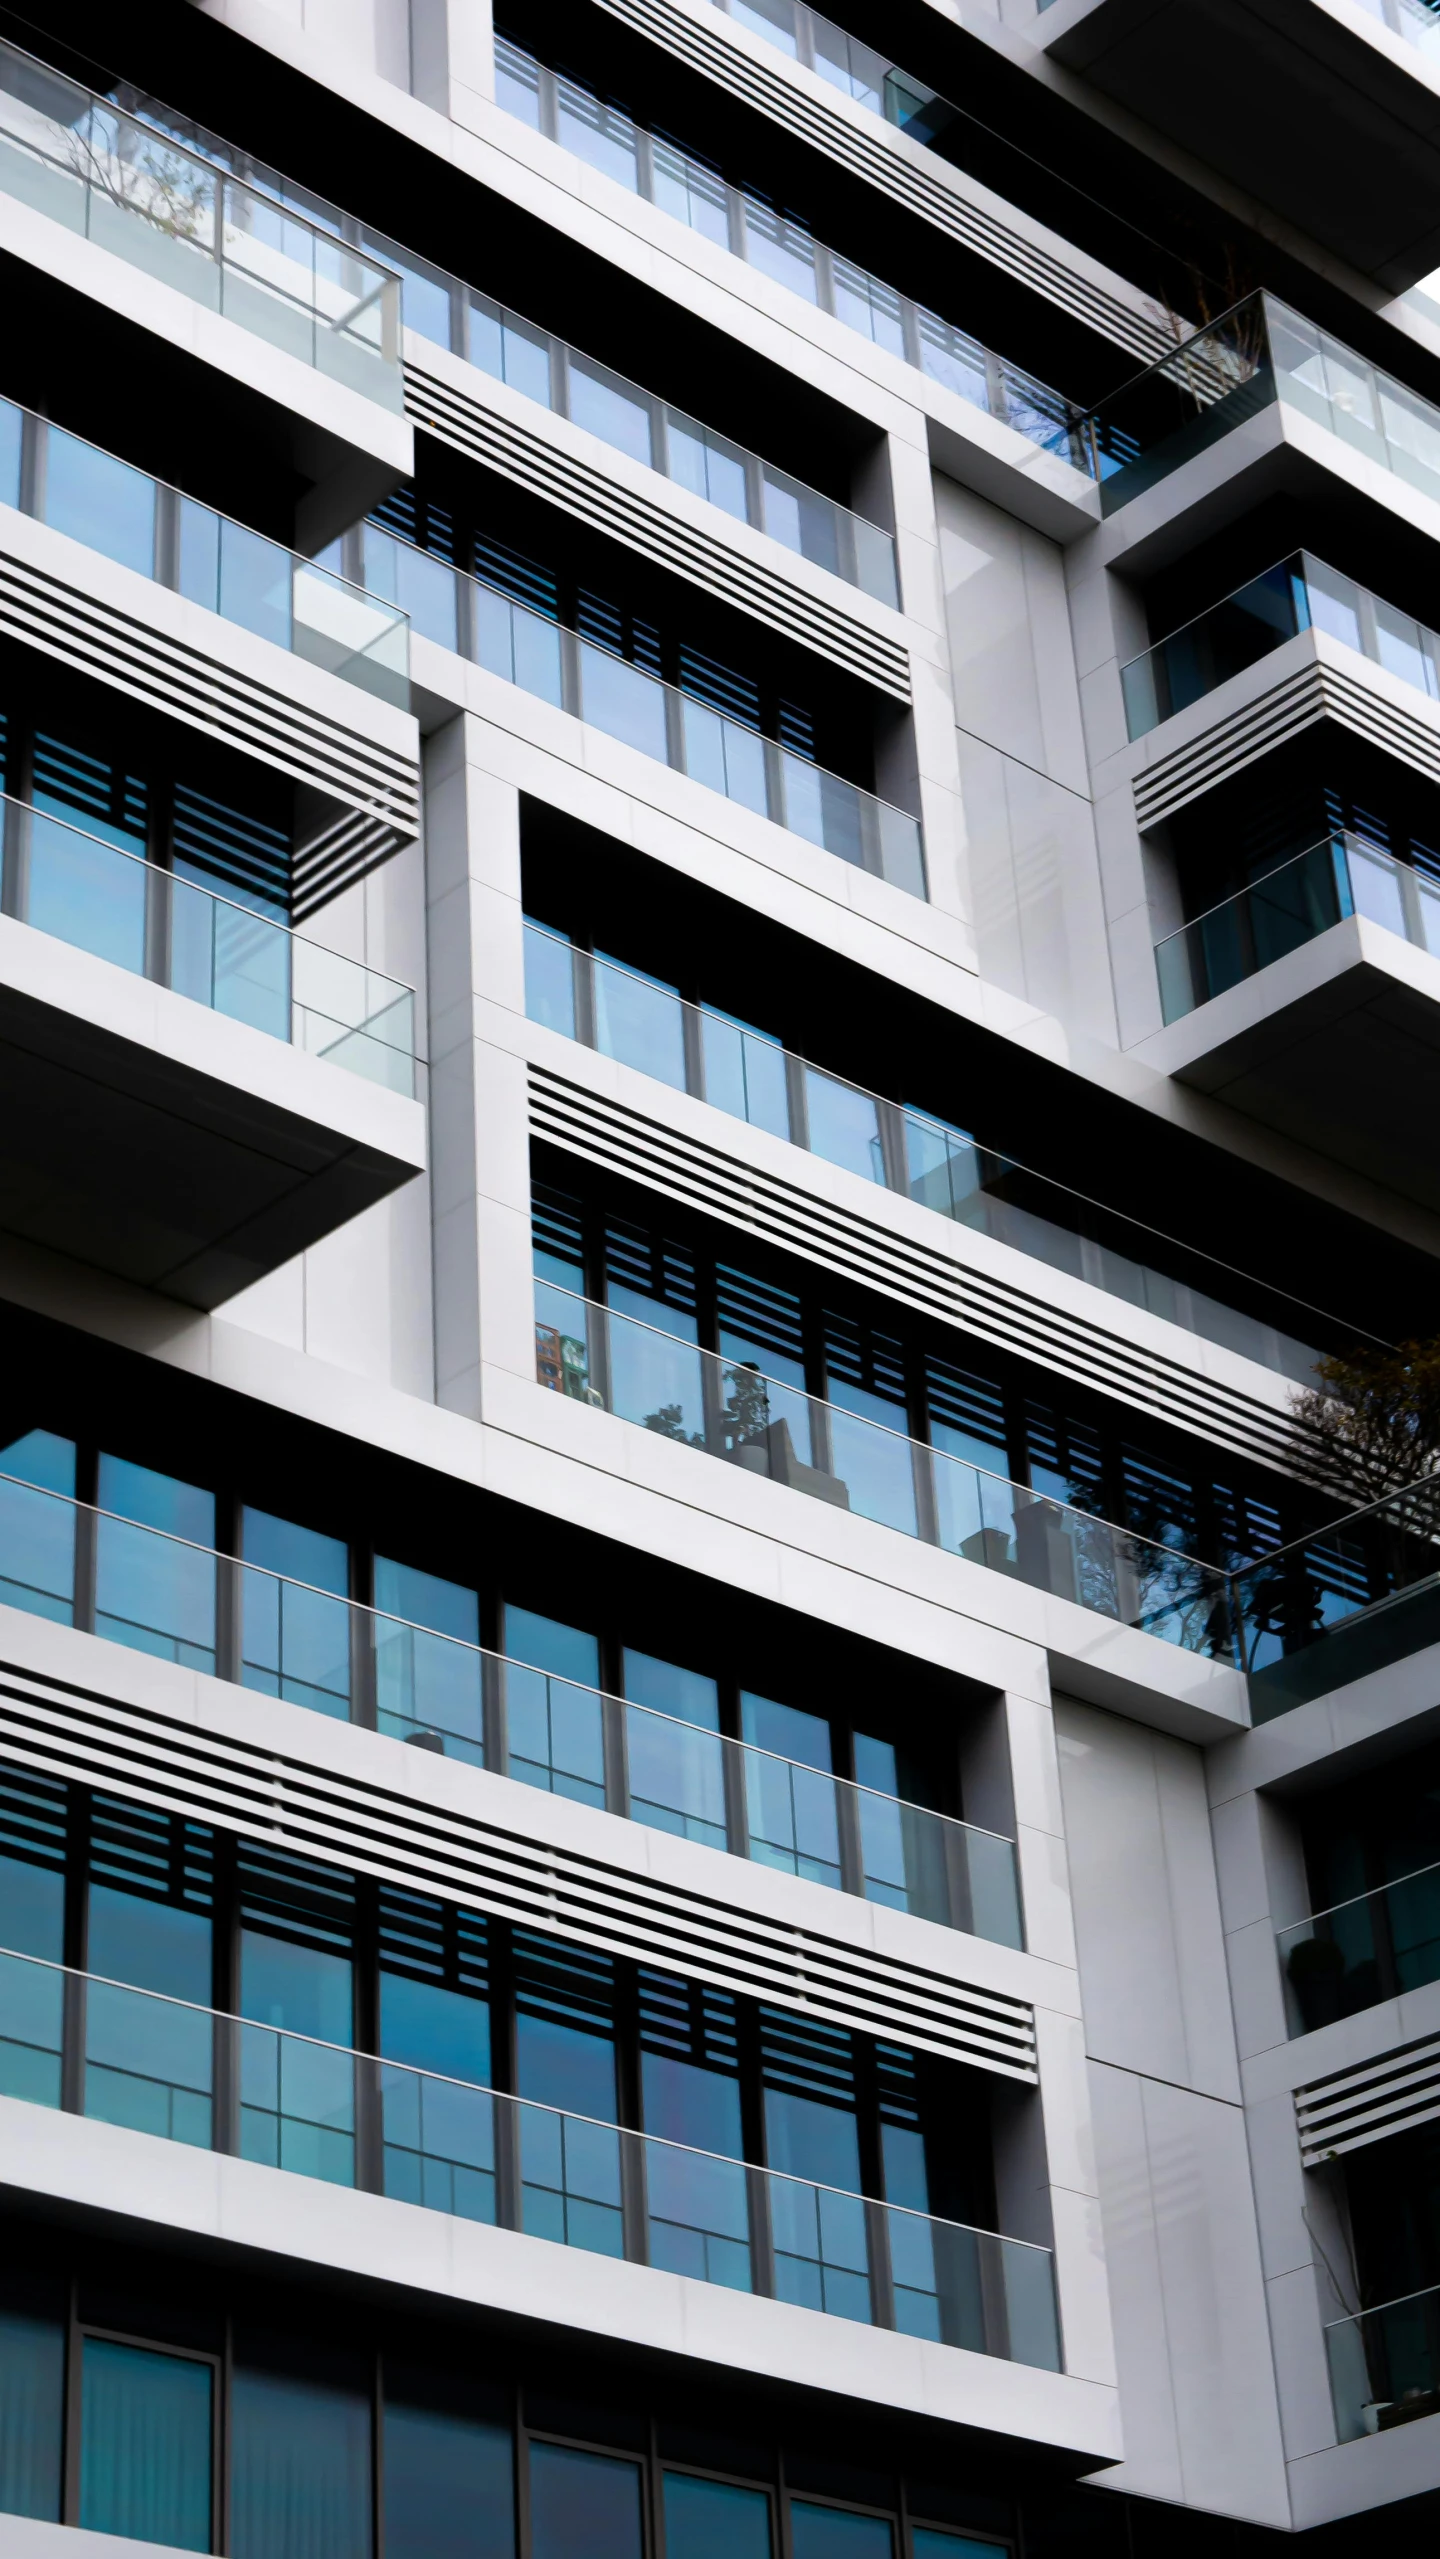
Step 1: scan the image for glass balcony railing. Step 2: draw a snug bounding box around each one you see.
[1278,1859,1440,2035]
[495,35,1089,477]
[708,0,956,141]
[1121,554,1440,742]
[0,40,403,409]
[457,291,898,608]
[0,1943,1061,2363]
[1234,1474,1440,1717]
[0,793,420,1093]
[524,922,1330,1384]
[0,391,408,709]
[0,1468,1018,1946]
[360,526,926,896]
[1327,2284,1440,2441]
[1154,831,1440,1024]
[92,64,899,610]
[534,1283,1239,1660]
[1080,295,1440,515]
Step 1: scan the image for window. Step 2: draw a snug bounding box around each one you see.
[237,1845,355,2185]
[78,2335,213,2552]
[383,2369,515,2559]
[0,2283,63,2521]
[240,1508,350,1721]
[664,2471,772,2557]
[230,2339,372,2559]
[94,1456,216,1674]
[373,1556,484,1762]
[789,2505,892,2558]
[529,2441,644,2559]
[503,1606,605,1806]
[84,1798,214,2147]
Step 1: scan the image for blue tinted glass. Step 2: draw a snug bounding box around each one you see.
[243,1507,347,1593]
[622,1650,719,1729]
[790,2506,892,2558]
[523,923,577,1037]
[98,1457,214,1547]
[231,2361,372,2559]
[504,1607,599,1686]
[804,1071,884,1184]
[642,2050,743,2157]
[594,951,686,1089]
[0,1853,62,1960]
[852,1734,898,1793]
[0,399,21,508]
[380,1972,489,2086]
[764,2086,860,2191]
[241,1932,352,2045]
[46,428,156,580]
[912,2537,999,2558]
[741,1694,832,1770]
[515,2010,615,2119]
[384,2397,514,2559]
[374,1557,479,1642]
[80,2339,211,2552]
[664,2473,771,2559]
[87,1882,210,2004]
[0,1430,73,1495]
[0,2303,63,2518]
[530,2442,642,2559]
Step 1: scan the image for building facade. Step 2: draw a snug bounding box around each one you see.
[0,0,1437,2549]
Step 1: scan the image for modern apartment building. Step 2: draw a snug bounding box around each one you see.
[1,0,1440,2550]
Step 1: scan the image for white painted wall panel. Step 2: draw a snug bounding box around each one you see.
[1055,1697,1239,2101]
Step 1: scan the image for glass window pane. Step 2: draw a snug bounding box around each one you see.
[87,1881,210,2003]
[556,78,639,190]
[79,2338,212,2552]
[804,1071,884,1182]
[623,1650,719,1728]
[790,2505,893,2558]
[642,2049,743,2156]
[504,1608,599,1686]
[664,2471,772,2558]
[95,1457,216,1673]
[515,2008,616,2119]
[0,2298,64,2519]
[383,2392,515,2559]
[241,1931,352,2045]
[380,1971,489,2086]
[912,2535,999,2558]
[241,1507,350,1720]
[524,922,577,1037]
[530,2442,643,2559]
[764,2084,861,2190]
[230,2353,372,2559]
[568,354,654,466]
[741,1693,832,1768]
[594,952,687,1087]
[0,399,22,509]
[45,427,156,580]
[374,1557,478,1644]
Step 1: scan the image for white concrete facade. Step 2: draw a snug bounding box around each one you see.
[0,0,1434,2549]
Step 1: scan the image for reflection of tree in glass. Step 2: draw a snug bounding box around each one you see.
[722,1361,772,1453]
[642,1401,703,1447]
[71,110,216,245]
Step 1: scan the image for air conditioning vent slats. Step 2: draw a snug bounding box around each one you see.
[0,1663,1037,2082]
[403,359,910,701]
[528,1062,1314,1479]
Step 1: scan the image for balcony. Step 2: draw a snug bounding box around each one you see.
[495,37,1093,491]
[533,1281,1239,1660]
[1081,296,1440,526]
[363,526,925,897]
[1327,2283,1440,2438]
[425,287,900,609]
[0,39,409,530]
[0,390,409,710]
[0,1463,1022,1948]
[0,796,424,1302]
[1279,1861,1440,2034]
[1234,1475,1440,1717]
[1038,0,1440,289]
[1121,554,1440,744]
[525,921,1326,1383]
[0,1943,1061,2366]
[1138,834,1440,1207]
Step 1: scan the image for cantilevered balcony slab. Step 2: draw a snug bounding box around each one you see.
[1132,911,1440,1210]
[0,909,426,1304]
[0,499,419,914]
[1039,0,1440,289]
